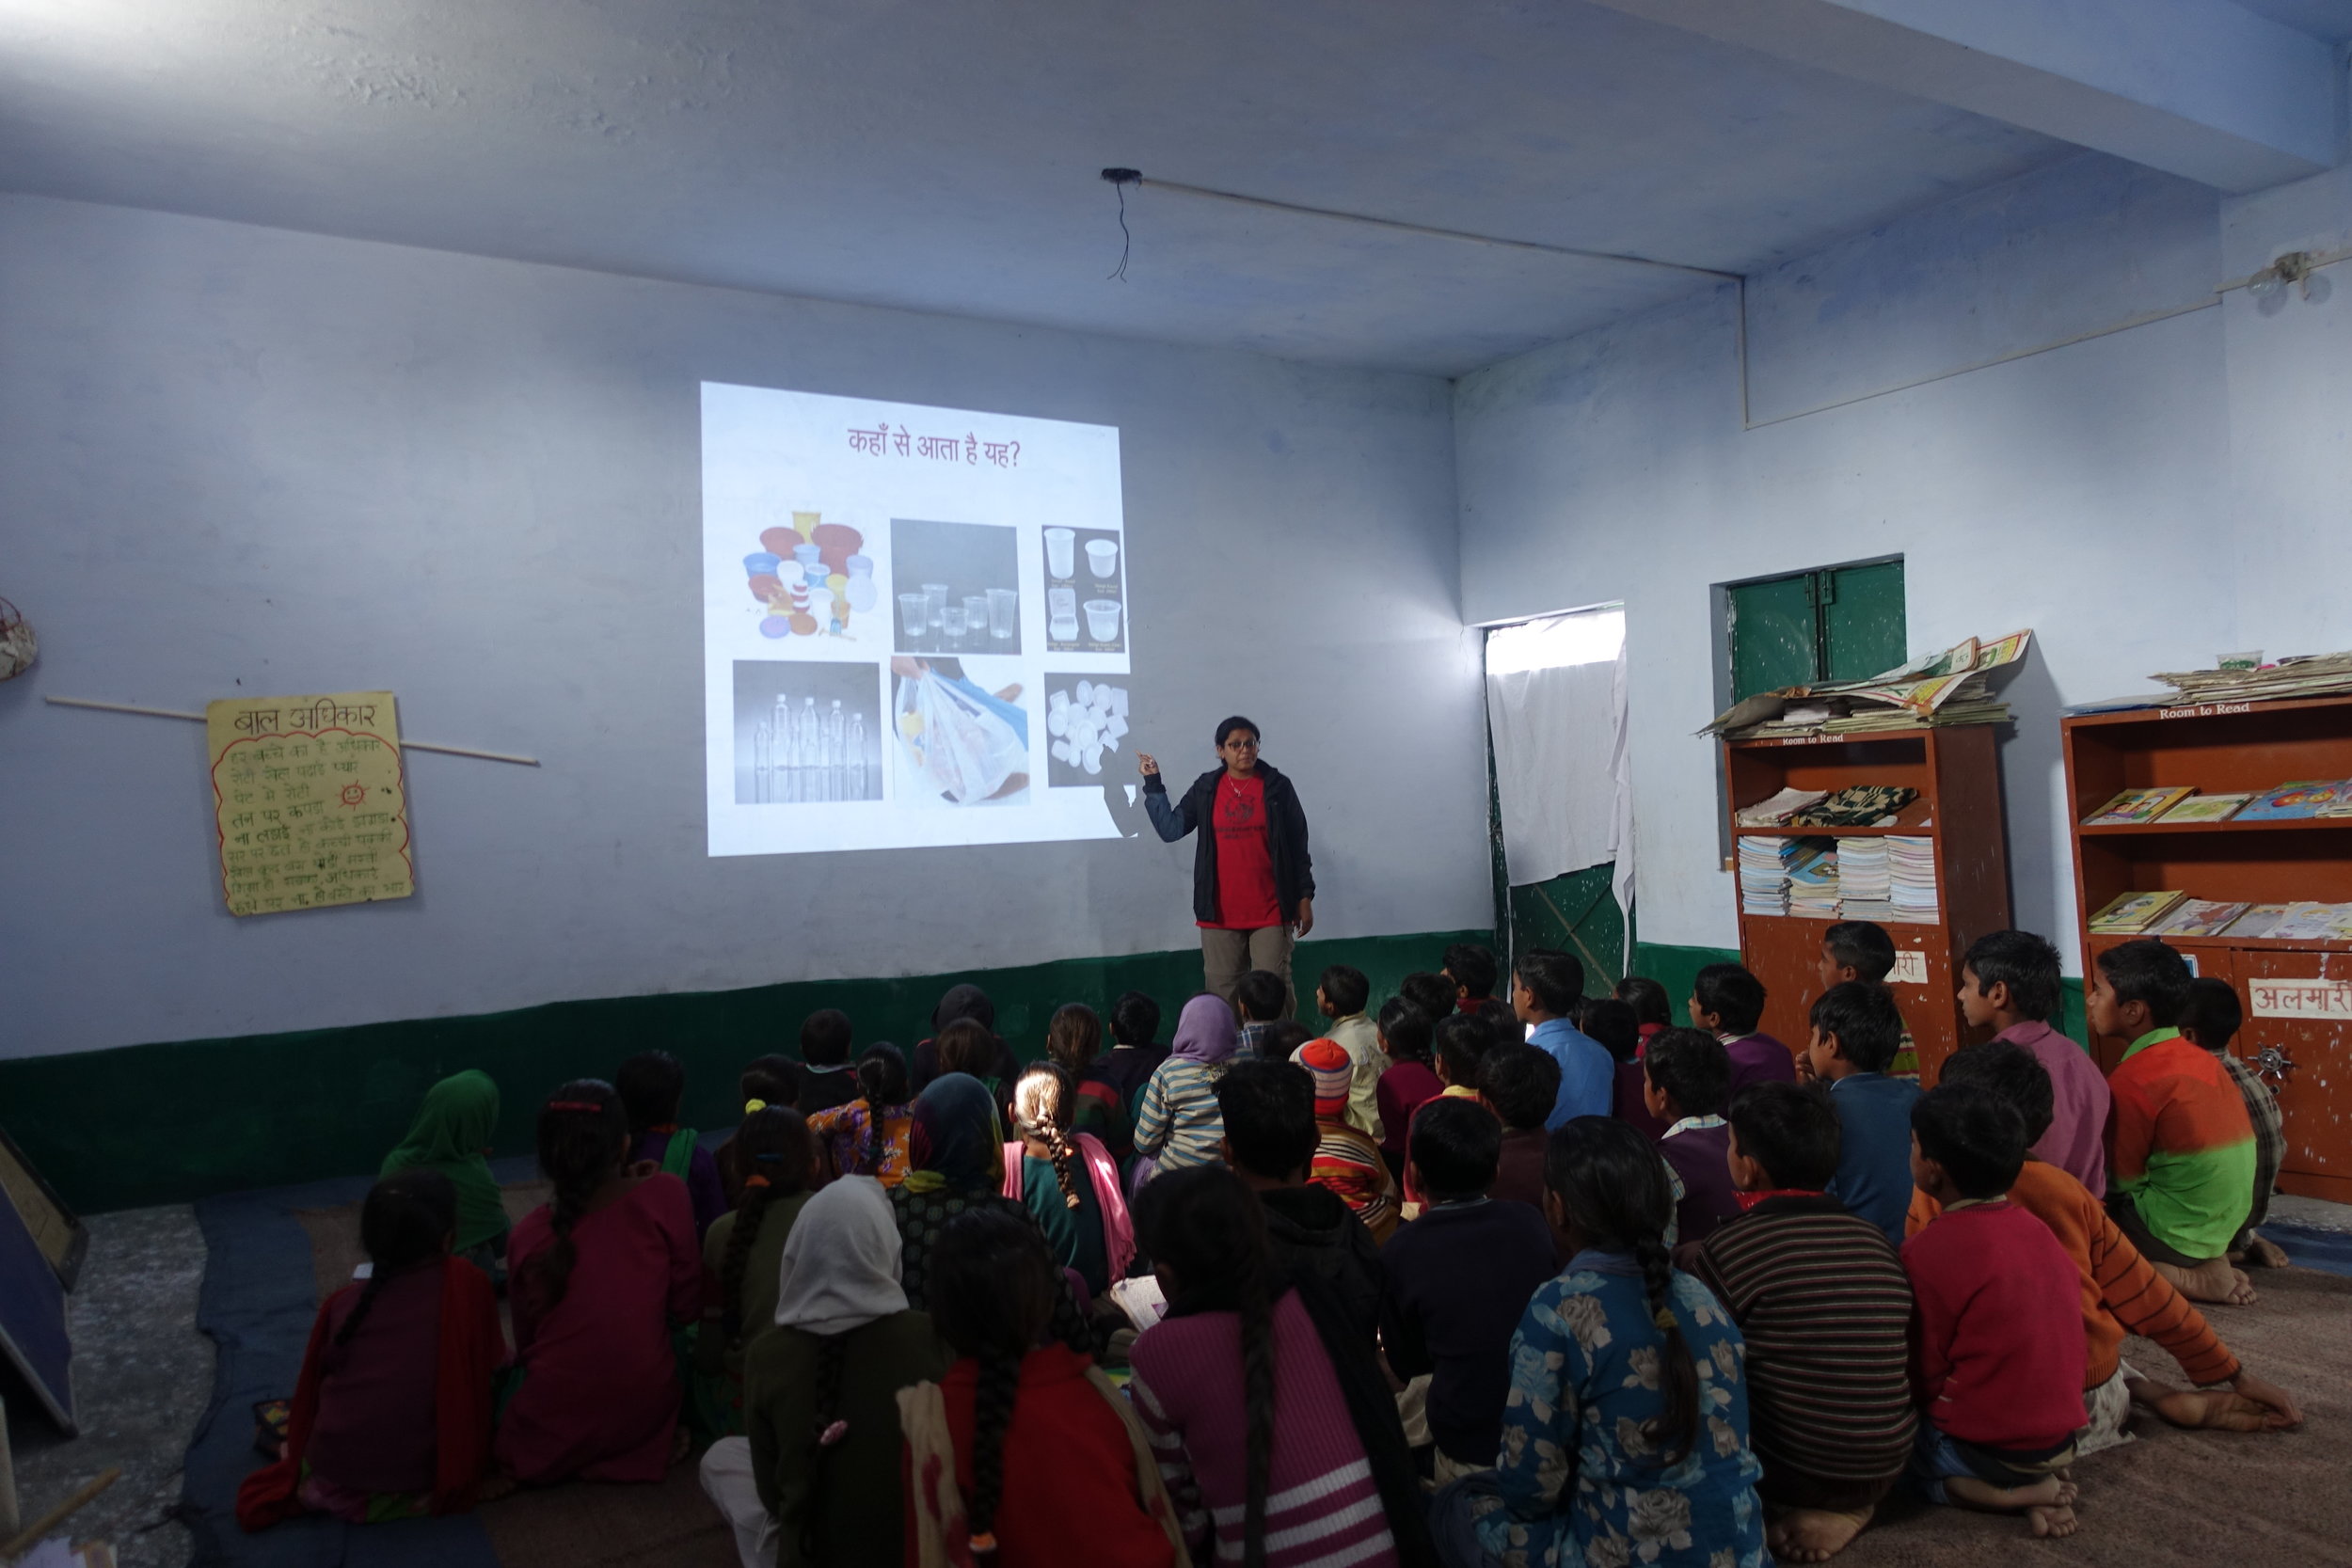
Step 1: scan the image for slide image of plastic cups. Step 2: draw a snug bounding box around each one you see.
[1043,677,1130,787]
[1044,526,1124,653]
[890,657,1031,806]
[889,517,1020,656]
[733,660,884,804]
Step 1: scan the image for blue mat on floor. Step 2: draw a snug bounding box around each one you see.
[185,1171,507,1568]
[2266,1221,2352,1277]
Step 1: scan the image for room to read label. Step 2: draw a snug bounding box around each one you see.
[2157,703,2253,720]
[2249,978,2352,1020]
[1889,950,1929,985]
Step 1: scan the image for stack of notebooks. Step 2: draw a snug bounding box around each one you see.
[1738,837,1800,915]
[1837,838,1892,922]
[2151,651,2352,706]
[2089,891,2352,942]
[1888,835,1939,923]
[2082,782,2352,825]
[1787,842,1840,919]
[1735,786,1829,827]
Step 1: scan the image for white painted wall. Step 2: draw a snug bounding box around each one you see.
[1458,150,2352,966]
[0,195,1489,1059]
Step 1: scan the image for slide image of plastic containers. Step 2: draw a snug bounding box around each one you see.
[889,517,1020,656]
[1042,675,1131,788]
[742,517,866,640]
[1044,526,1126,654]
[732,660,885,805]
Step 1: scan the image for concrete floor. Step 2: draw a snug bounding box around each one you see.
[6,1205,212,1568]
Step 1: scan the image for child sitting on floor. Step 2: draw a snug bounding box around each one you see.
[1046,1001,1135,1163]
[1956,929,2110,1195]
[805,1043,914,1186]
[1513,948,1612,1128]
[1400,970,1460,1024]
[2179,976,2290,1271]
[1234,968,1290,1060]
[1803,982,1919,1247]
[1644,1026,1740,1244]
[1134,993,1243,1183]
[1432,1011,1497,1099]
[796,1007,862,1114]
[2091,940,2258,1305]
[1374,998,1443,1179]
[717,1054,803,1205]
[703,1174,948,1568]
[1304,963,1386,1140]
[1902,1084,2086,1538]
[497,1081,702,1487]
[1098,990,1170,1113]
[1692,1084,1914,1564]
[1475,1040,1559,1212]
[378,1069,510,1281]
[1817,921,1919,1081]
[1589,995,1666,1139]
[902,1201,1181,1568]
[1614,974,1673,1051]
[1216,1059,1387,1351]
[1377,1097,1558,1486]
[1000,1060,1134,1299]
[618,1050,728,1237]
[236,1169,505,1528]
[1430,1117,1768,1568]
[695,1107,819,1436]
[1691,962,1798,1096]
[1919,1043,2301,1449]
[1300,1036,1402,1242]
[1442,941,1500,1015]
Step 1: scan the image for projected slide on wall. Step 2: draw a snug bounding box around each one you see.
[703,384,1131,856]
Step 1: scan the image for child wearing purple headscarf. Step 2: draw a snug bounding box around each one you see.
[1131,994,1242,1190]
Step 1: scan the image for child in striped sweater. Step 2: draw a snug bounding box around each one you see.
[1133,994,1242,1183]
[1692,1083,1914,1564]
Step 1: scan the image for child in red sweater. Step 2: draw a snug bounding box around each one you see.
[1902,1084,2087,1539]
[900,1200,1179,1568]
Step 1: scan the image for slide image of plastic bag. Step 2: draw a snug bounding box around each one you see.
[892,662,1030,805]
[890,516,1020,657]
[1043,675,1130,787]
[1045,526,1124,654]
[734,661,884,804]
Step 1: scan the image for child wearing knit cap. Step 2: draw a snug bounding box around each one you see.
[1301,1037,1402,1243]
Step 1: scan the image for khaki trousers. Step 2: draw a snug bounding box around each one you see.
[1201,924,1296,1015]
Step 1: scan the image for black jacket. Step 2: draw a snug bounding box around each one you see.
[1258,1182,1383,1354]
[1143,759,1315,927]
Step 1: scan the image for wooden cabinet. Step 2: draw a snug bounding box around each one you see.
[1723,724,2011,1083]
[2062,695,2352,1202]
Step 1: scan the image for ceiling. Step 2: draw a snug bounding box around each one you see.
[0,1,2328,375]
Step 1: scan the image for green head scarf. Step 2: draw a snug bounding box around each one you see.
[380,1069,509,1252]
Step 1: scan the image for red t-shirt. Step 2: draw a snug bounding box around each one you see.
[1201,773,1282,930]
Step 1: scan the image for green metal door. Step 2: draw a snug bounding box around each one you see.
[1728,572,1820,700]
[1820,559,1907,680]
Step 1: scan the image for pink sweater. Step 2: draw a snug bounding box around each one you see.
[1995,1021,2111,1197]
[1127,1290,1397,1568]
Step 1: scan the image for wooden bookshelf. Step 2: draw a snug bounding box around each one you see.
[1722,724,2011,1085]
[2062,694,2352,1202]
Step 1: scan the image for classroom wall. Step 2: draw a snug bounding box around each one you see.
[0,193,1491,1065]
[1457,150,2352,969]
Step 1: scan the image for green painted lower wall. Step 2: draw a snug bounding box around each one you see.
[0,928,1486,1214]
[1627,941,1741,1015]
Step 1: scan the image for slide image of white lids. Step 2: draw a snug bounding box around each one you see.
[1043,676,1130,786]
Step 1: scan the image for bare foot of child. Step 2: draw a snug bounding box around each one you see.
[2153,1256,2257,1306]
[477,1474,519,1503]
[2241,1234,2291,1270]
[671,1424,695,1465]
[1767,1505,1875,1562]
[1946,1472,2079,1536]
[2145,1386,2277,1432]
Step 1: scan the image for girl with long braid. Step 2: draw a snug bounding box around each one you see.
[1127,1164,1434,1568]
[693,1107,820,1435]
[700,1175,947,1568]
[237,1168,506,1529]
[494,1081,702,1487]
[899,1201,1182,1568]
[806,1042,916,1185]
[998,1061,1134,1297]
[1428,1117,1768,1568]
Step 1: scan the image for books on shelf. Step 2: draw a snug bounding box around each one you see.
[2156,793,2252,823]
[1738,836,1800,916]
[1704,628,2031,739]
[1735,786,1829,828]
[2269,901,2352,942]
[2235,780,2352,820]
[2148,898,2252,938]
[1887,834,1938,923]
[2223,903,2291,939]
[1787,842,1840,919]
[2083,786,2195,826]
[2089,889,2188,934]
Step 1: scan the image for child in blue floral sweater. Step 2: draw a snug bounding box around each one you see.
[1429,1116,1769,1568]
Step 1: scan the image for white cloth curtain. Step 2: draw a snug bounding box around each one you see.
[1485,610,1633,960]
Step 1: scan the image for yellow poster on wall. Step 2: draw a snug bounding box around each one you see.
[206,691,413,916]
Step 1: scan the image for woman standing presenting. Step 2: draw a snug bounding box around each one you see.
[1137,716,1314,1011]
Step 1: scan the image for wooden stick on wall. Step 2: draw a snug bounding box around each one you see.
[42,696,540,767]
